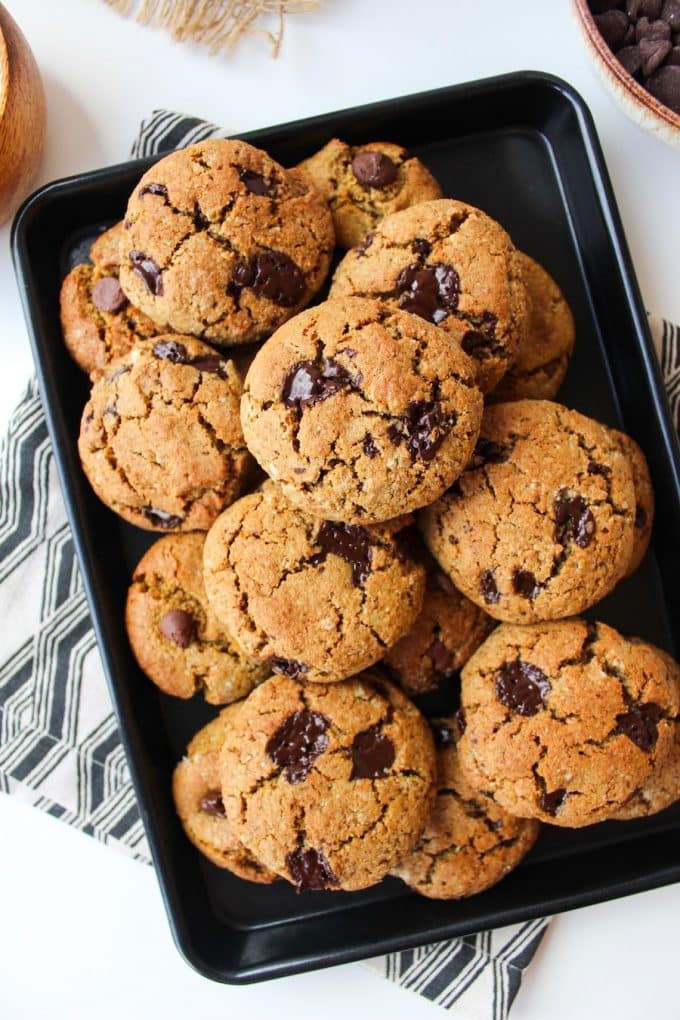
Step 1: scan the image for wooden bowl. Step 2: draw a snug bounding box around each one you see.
[0,3,46,226]
[572,0,680,149]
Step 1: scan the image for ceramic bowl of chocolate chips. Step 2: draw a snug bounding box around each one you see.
[573,0,680,147]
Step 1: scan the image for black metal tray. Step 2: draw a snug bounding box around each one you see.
[11,71,680,984]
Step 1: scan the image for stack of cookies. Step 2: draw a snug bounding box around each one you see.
[62,135,679,900]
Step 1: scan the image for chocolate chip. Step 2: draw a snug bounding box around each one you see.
[647,63,680,111]
[404,400,456,462]
[139,182,168,200]
[627,0,643,18]
[268,657,309,679]
[387,423,403,446]
[193,203,209,230]
[555,493,596,548]
[397,263,460,324]
[460,313,499,361]
[622,22,637,44]
[429,719,455,747]
[411,238,431,258]
[92,276,127,313]
[239,167,273,196]
[189,354,227,377]
[635,503,648,528]
[595,9,631,49]
[614,701,664,751]
[230,251,305,307]
[363,433,378,457]
[618,44,643,74]
[317,521,372,585]
[287,847,336,891]
[129,250,163,296]
[199,790,226,818]
[642,0,663,15]
[350,727,396,779]
[640,34,672,72]
[433,567,456,595]
[636,13,671,38]
[159,609,196,648]
[512,569,543,600]
[266,709,330,783]
[473,437,510,466]
[351,150,398,188]
[152,339,226,377]
[665,44,680,62]
[355,231,374,256]
[588,460,612,477]
[540,788,567,816]
[662,0,680,30]
[427,638,454,674]
[144,507,183,529]
[495,660,551,716]
[282,358,360,411]
[480,569,500,605]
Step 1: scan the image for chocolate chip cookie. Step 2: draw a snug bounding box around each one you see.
[609,428,655,576]
[126,533,268,703]
[172,706,277,880]
[383,560,493,696]
[458,619,679,827]
[202,481,426,683]
[489,252,575,403]
[60,222,159,377]
[118,139,334,346]
[392,718,540,898]
[78,336,251,532]
[420,400,636,623]
[240,298,483,524]
[329,199,529,393]
[296,139,442,249]
[218,672,436,891]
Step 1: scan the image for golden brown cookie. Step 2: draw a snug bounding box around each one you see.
[419,400,636,623]
[296,138,442,249]
[609,428,655,576]
[118,139,334,346]
[383,562,493,696]
[240,298,483,525]
[489,252,575,402]
[392,718,540,898]
[125,533,268,704]
[458,620,680,827]
[78,336,251,532]
[329,199,529,393]
[203,482,426,683]
[172,706,277,881]
[60,222,158,378]
[219,672,436,891]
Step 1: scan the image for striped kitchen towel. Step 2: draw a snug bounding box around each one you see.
[1,108,679,1020]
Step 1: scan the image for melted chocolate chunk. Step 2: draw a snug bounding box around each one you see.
[193,203,209,230]
[350,727,396,779]
[555,493,596,548]
[92,276,127,313]
[404,400,455,462]
[363,433,378,457]
[495,660,551,716]
[588,460,612,478]
[229,251,304,307]
[614,702,664,751]
[282,358,359,410]
[411,238,431,258]
[200,789,226,818]
[152,340,226,377]
[268,657,309,679]
[287,847,336,891]
[189,354,227,377]
[159,609,196,648]
[139,182,168,200]
[433,567,456,595]
[512,569,542,600]
[266,709,330,783]
[480,569,500,605]
[429,719,455,747]
[461,313,499,361]
[540,788,567,816]
[387,423,403,446]
[473,437,510,466]
[129,250,164,296]
[635,503,647,528]
[239,167,273,196]
[427,638,454,674]
[397,263,460,324]
[144,507,183,529]
[317,521,372,585]
[351,150,398,188]
[355,231,374,256]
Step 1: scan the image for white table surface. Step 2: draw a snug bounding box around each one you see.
[1,1,679,1017]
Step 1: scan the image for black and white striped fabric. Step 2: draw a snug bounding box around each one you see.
[1,108,679,1020]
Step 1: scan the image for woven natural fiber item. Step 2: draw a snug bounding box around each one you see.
[104,0,319,56]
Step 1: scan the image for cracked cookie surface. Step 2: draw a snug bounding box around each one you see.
[172,706,278,880]
[118,139,335,346]
[241,298,483,524]
[202,481,426,683]
[489,252,575,403]
[392,718,539,898]
[609,428,655,577]
[458,619,680,827]
[60,222,159,377]
[296,138,442,249]
[126,533,268,703]
[78,335,251,531]
[419,399,636,623]
[218,672,436,891]
[328,199,529,393]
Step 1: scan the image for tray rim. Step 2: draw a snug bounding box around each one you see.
[10,69,680,984]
